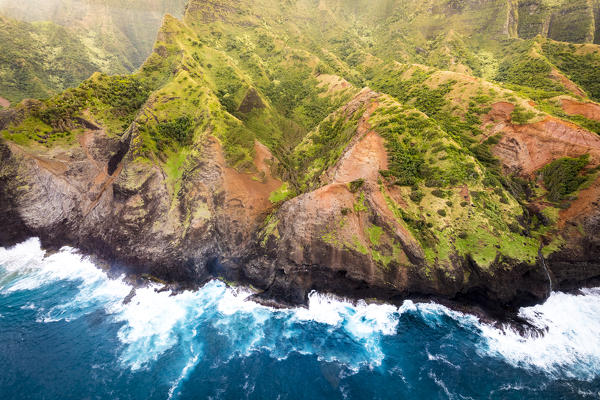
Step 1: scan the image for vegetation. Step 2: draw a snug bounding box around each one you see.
[0,16,100,102]
[511,105,536,124]
[542,41,600,101]
[540,155,591,202]
[3,0,600,275]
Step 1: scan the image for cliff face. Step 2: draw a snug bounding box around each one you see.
[0,120,283,285]
[2,0,600,315]
[517,0,598,43]
[595,0,600,44]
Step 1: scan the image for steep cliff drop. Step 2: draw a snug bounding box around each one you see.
[1,0,600,319]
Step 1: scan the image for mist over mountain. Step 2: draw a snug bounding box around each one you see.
[0,0,187,103]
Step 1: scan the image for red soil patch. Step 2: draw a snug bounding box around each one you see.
[310,182,356,210]
[460,185,470,202]
[485,103,600,176]
[326,100,388,184]
[32,156,67,176]
[330,131,388,183]
[561,99,600,122]
[550,69,586,98]
[483,101,514,126]
[558,175,600,228]
[214,138,281,220]
[0,96,9,109]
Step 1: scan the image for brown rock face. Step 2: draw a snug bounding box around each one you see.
[241,94,552,313]
[482,101,600,294]
[560,98,600,121]
[2,91,600,317]
[0,118,281,286]
[485,102,600,176]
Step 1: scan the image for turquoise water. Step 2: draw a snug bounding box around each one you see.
[1,238,599,399]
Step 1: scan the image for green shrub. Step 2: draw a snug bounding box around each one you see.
[432,189,446,198]
[155,116,195,146]
[410,189,425,203]
[540,154,590,202]
[542,40,600,101]
[495,55,563,93]
[348,179,365,193]
[511,105,536,125]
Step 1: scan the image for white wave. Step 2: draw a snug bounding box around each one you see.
[21,302,37,310]
[0,239,401,373]
[477,289,600,380]
[396,292,600,381]
[428,371,454,400]
[167,337,201,400]
[3,238,600,383]
[427,349,461,370]
[576,388,600,398]
[0,237,45,273]
[114,286,207,370]
[295,292,399,337]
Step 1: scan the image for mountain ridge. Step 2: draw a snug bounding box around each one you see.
[1,0,600,316]
[0,0,188,102]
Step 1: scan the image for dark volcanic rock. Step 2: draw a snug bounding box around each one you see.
[1,92,600,319]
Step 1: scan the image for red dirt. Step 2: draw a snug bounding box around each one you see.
[0,96,9,109]
[330,131,388,183]
[558,175,600,228]
[327,100,388,184]
[215,138,281,220]
[561,98,600,122]
[310,182,356,210]
[460,185,470,202]
[485,103,600,176]
[550,69,586,98]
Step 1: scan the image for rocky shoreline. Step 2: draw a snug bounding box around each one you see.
[2,97,600,322]
[1,209,598,325]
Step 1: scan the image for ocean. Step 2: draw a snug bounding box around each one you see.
[1,238,599,399]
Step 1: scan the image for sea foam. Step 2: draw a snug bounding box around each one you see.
[478,289,600,381]
[1,238,600,383]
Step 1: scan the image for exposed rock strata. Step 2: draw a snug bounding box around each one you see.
[3,89,599,318]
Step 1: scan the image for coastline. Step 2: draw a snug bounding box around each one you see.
[0,234,586,332]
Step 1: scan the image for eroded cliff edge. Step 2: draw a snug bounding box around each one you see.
[2,87,600,317]
[2,0,600,317]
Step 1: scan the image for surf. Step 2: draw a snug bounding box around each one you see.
[1,238,599,399]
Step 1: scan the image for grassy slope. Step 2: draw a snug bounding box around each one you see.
[3,0,600,271]
[0,15,101,103]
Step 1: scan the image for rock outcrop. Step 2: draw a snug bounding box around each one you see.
[0,89,585,317]
[2,0,600,319]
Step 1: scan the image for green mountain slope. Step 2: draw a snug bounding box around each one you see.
[0,0,187,103]
[0,15,105,105]
[2,0,600,309]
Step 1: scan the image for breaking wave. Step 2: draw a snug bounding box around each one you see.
[1,238,599,399]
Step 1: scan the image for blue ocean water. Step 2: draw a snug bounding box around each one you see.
[1,239,599,399]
